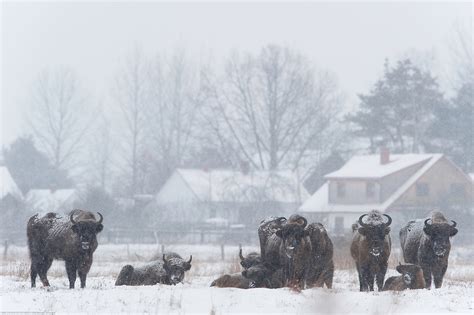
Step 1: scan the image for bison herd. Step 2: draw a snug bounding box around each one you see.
[26,209,458,292]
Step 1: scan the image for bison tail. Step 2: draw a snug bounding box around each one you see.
[115,265,134,286]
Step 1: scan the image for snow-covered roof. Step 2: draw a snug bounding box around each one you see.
[26,189,77,212]
[173,168,308,203]
[469,173,474,182]
[299,154,444,213]
[0,166,22,200]
[325,154,437,179]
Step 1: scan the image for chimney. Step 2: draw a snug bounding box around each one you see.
[380,147,390,165]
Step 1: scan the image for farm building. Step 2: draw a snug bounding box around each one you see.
[299,150,473,236]
[146,168,309,230]
[0,165,23,210]
[25,188,78,213]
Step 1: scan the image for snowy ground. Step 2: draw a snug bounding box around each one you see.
[1,244,473,314]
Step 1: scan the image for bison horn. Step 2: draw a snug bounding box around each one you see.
[424,218,432,227]
[70,213,77,224]
[97,212,103,224]
[451,220,457,228]
[162,253,167,262]
[239,248,245,261]
[187,255,192,264]
[358,214,369,228]
[383,214,392,226]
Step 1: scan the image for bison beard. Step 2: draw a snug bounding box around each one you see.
[400,211,457,289]
[350,210,392,292]
[27,210,103,289]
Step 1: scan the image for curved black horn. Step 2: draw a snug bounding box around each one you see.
[97,212,103,224]
[424,218,432,227]
[358,214,369,228]
[239,248,245,261]
[383,214,392,226]
[451,220,457,228]
[70,213,76,224]
[300,216,307,228]
[187,255,192,264]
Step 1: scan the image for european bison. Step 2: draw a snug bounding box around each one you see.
[241,263,284,288]
[305,222,334,289]
[400,211,457,289]
[351,210,392,292]
[382,263,425,291]
[115,252,192,286]
[275,214,312,289]
[258,216,287,269]
[27,210,104,288]
[210,249,262,288]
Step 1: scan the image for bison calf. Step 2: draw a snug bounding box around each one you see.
[383,263,425,291]
[115,252,192,286]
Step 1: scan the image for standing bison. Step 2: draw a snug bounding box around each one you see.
[115,252,192,286]
[351,210,392,291]
[275,214,312,289]
[400,211,457,289]
[27,210,104,288]
[305,222,334,289]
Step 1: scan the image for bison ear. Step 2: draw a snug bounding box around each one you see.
[449,227,458,237]
[96,224,103,233]
[358,227,367,236]
[275,230,283,238]
[71,224,79,233]
[384,227,391,235]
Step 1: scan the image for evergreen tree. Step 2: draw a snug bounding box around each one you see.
[3,137,73,194]
[348,59,446,153]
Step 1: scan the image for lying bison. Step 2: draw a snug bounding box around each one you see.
[210,248,262,288]
[400,211,457,289]
[27,210,104,288]
[351,210,392,291]
[382,263,425,291]
[305,222,334,289]
[115,252,192,286]
[241,262,284,288]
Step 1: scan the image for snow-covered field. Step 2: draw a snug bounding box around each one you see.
[1,243,473,314]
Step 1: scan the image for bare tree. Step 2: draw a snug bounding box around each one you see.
[145,49,203,187]
[88,109,113,190]
[203,45,342,171]
[27,67,92,173]
[113,47,149,196]
[447,22,473,88]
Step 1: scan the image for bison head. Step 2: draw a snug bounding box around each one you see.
[162,254,192,285]
[241,263,271,288]
[276,217,309,259]
[70,212,103,250]
[357,213,392,257]
[239,249,261,269]
[423,219,457,257]
[396,263,423,286]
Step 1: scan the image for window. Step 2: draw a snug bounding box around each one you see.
[450,183,466,198]
[366,182,375,198]
[335,217,344,235]
[416,182,430,196]
[337,182,346,198]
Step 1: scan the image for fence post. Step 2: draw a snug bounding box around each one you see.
[220,244,225,261]
[161,244,165,254]
[3,240,9,259]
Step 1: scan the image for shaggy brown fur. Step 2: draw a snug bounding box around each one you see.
[383,264,425,291]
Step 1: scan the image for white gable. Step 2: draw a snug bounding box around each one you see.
[26,189,76,212]
[157,168,309,204]
[0,166,22,200]
[325,154,439,179]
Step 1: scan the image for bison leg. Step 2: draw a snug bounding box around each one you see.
[30,263,38,288]
[323,265,334,289]
[376,264,387,291]
[65,260,78,289]
[78,256,92,288]
[38,257,53,287]
[356,262,364,291]
[433,265,447,289]
[421,265,432,289]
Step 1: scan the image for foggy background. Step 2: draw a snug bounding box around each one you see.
[0,1,472,245]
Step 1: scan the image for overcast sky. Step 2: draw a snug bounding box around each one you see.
[1,1,471,149]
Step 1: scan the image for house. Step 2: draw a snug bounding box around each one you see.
[147,168,309,229]
[299,150,473,236]
[25,188,78,213]
[0,165,23,209]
